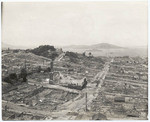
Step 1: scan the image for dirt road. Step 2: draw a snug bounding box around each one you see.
[58,58,113,113]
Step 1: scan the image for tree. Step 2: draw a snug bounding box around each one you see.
[50,52,58,60]
[20,68,27,82]
[88,52,92,57]
[38,66,41,72]
[83,52,86,56]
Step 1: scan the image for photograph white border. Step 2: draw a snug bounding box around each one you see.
[0,0,149,122]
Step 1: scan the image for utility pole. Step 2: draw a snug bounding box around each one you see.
[85,92,88,112]
[20,59,27,82]
[124,83,127,94]
[50,60,54,72]
[50,59,54,81]
[24,59,27,69]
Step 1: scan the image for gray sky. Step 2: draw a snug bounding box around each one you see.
[2,1,148,47]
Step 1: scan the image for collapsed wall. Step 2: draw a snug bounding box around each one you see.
[48,72,87,90]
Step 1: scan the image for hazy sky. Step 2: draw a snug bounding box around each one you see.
[2,1,148,47]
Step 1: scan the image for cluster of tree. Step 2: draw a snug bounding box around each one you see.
[65,51,78,58]
[13,50,19,53]
[20,68,27,82]
[82,52,93,58]
[3,68,27,84]
[65,51,79,63]
[26,45,58,60]
[29,45,56,53]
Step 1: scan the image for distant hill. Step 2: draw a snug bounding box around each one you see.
[2,42,14,49]
[2,42,27,49]
[63,43,122,50]
[90,43,122,49]
[62,43,147,57]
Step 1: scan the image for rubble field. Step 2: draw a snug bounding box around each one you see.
[2,50,148,120]
[90,56,148,120]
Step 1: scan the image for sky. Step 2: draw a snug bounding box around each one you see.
[2,1,148,47]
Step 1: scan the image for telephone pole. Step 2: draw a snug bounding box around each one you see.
[24,59,27,69]
[50,59,54,81]
[85,92,88,112]
[50,60,54,72]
